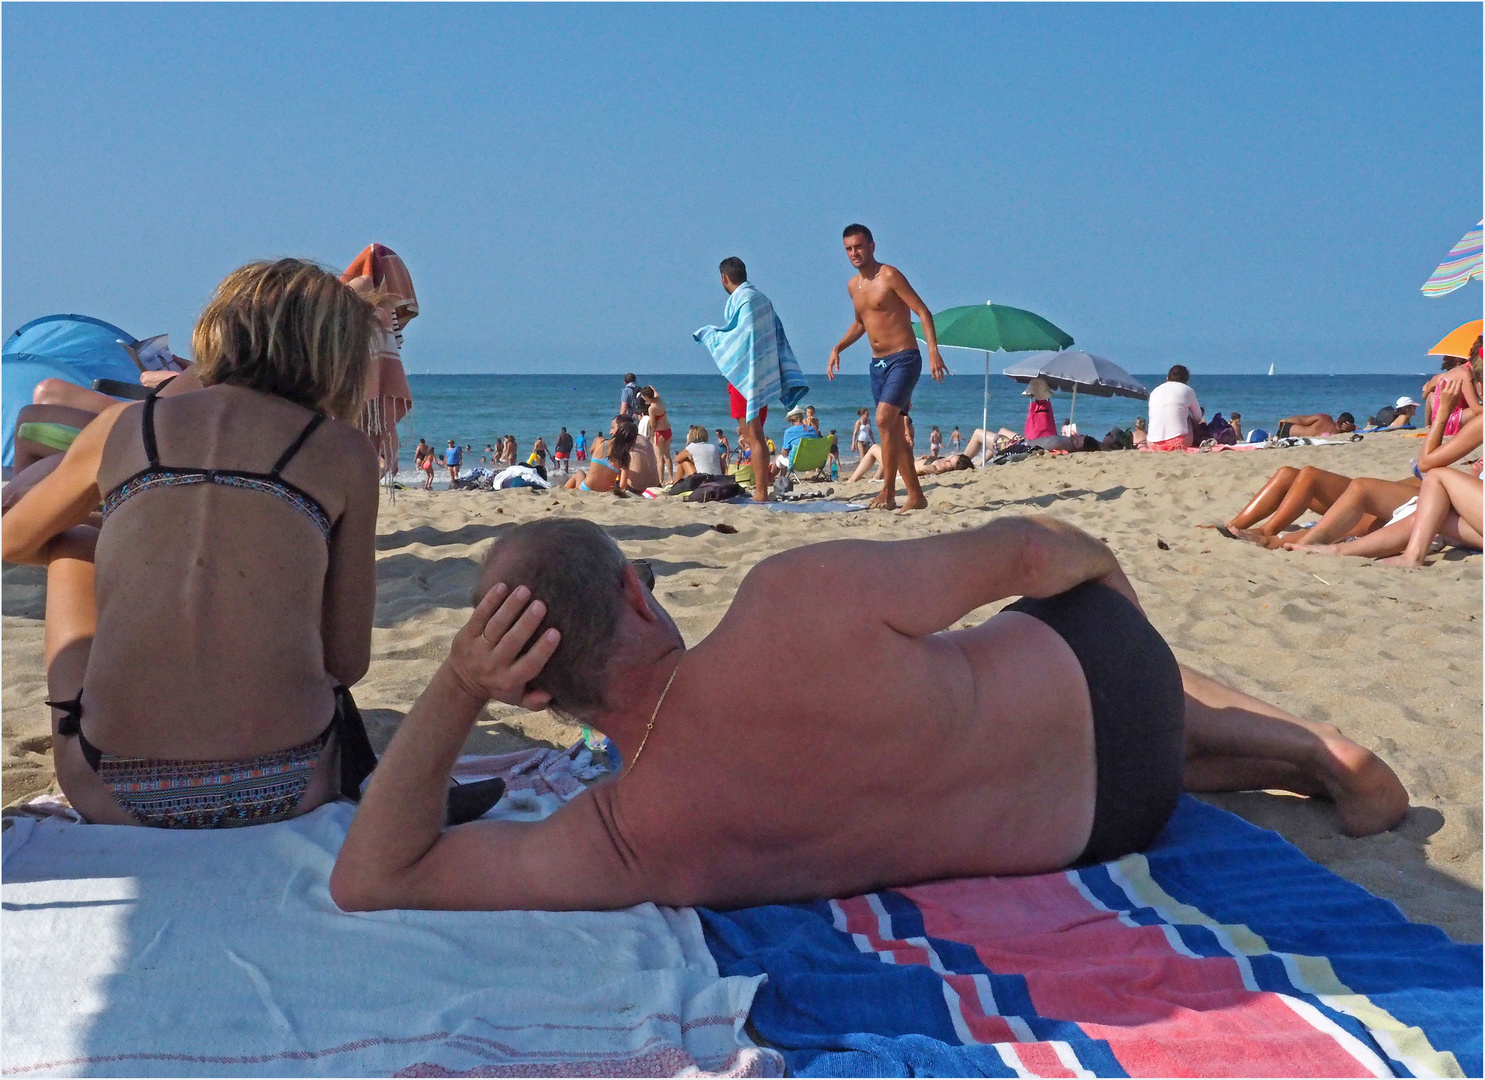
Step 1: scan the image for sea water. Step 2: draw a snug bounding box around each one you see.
[395,372,1433,479]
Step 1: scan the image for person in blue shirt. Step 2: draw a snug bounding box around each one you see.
[776,407,814,468]
[619,374,641,419]
[445,440,463,484]
[574,430,588,463]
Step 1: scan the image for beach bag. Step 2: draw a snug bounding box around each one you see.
[684,478,745,503]
[666,472,722,496]
[1207,413,1238,445]
[1190,419,1211,444]
[1369,405,1398,428]
[1102,427,1133,451]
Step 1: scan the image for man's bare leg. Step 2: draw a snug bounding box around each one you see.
[869,402,901,509]
[895,414,928,513]
[742,417,769,502]
[1179,665,1408,837]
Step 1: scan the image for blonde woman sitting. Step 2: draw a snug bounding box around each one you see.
[3,260,384,829]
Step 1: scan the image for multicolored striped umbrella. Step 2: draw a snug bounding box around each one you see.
[1421,220,1482,297]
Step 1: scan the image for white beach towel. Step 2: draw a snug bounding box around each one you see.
[1,747,780,1078]
[693,283,808,422]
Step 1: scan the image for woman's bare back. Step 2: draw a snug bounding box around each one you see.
[85,385,379,759]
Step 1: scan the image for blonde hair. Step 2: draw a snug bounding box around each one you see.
[686,424,708,444]
[191,259,378,421]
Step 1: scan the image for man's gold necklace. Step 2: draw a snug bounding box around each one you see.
[628,660,680,772]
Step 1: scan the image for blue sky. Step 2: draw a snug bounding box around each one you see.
[4,3,1480,374]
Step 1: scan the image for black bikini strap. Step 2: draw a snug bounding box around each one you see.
[46,692,84,736]
[271,414,326,477]
[141,389,162,467]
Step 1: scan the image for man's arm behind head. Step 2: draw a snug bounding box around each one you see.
[745,517,1124,640]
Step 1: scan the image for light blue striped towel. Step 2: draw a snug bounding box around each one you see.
[694,282,809,422]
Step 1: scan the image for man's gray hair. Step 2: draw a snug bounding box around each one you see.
[477,519,628,718]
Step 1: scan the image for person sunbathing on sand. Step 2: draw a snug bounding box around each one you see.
[1,260,387,829]
[329,516,1407,914]
[846,444,975,482]
[1276,413,1355,438]
[563,415,659,495]
[1226,384,1483,549]
[1292,461,1483,565]
[1222,466,1417,548]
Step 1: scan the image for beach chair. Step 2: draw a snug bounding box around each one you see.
[781,436,832,487]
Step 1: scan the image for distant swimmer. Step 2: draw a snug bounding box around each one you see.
[827,224,947,512]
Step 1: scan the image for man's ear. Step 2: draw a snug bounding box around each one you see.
[619,563,659,623]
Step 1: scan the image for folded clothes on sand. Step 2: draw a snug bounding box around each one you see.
[1,745,779,1078]
[701,796,1481,1077]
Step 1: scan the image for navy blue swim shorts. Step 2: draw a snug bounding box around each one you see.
[869,348,922,412]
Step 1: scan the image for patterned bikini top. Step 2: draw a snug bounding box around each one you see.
[101,390,333,542]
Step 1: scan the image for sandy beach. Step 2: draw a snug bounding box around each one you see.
[4,433,1479,942]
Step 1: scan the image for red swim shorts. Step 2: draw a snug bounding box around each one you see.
[728,383,767,424]
[1146,435,1188,452]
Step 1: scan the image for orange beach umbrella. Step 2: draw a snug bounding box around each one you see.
[1428,319,1483,358]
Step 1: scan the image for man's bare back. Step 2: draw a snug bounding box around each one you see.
[331,517,1408,914]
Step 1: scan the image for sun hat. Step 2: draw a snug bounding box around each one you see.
[1021,376,1053,400]
[786,406,806,420]
[1395,396,1420,409]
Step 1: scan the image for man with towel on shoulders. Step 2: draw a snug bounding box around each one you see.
[693,257,809,503]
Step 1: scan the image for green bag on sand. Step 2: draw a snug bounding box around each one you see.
[731,463,755,487]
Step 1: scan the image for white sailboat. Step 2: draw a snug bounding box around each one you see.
[1267,362,1275,376]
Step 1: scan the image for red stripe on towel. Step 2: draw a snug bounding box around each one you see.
[904,875,1378,1077]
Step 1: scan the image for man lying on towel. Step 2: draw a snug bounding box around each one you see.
[331,517,1408,912]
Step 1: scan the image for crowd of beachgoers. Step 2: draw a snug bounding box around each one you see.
[0,228,1474,923]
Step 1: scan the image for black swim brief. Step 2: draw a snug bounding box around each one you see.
[1006,581,1185,866]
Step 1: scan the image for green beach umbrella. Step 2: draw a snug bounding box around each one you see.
[912,302,1074,464]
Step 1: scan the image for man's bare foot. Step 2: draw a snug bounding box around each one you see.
[867,492,897,511]
[1310,725,1410,837]
[895,494,928,514]
[1378,553,1424,567]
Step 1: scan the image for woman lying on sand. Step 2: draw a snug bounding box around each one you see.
[563,415,660,495]
[847,445,975,482]
[1293,461,1483,566]
[2,260,385,828]
[1225,378,1483,550]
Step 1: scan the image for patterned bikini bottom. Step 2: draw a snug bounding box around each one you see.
[48,686,379,829]
[94,731,330,829]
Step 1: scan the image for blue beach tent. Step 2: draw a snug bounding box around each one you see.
[3,314,141,471]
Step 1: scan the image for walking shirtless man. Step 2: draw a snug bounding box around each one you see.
[827,224,948,512]
[331,516,1407,914]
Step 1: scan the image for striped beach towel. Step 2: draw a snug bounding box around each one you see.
[694,283,808,422]
[701,796,1481,1077]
